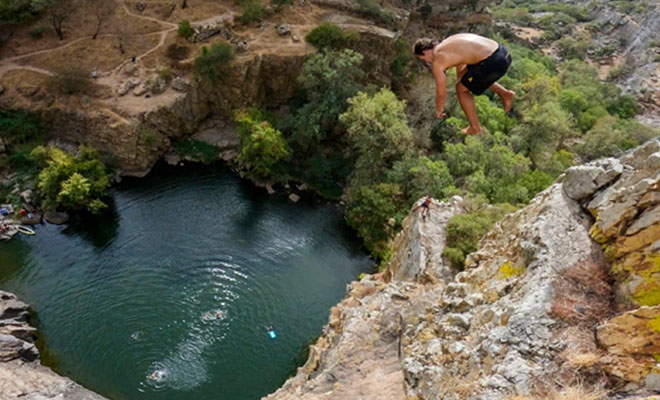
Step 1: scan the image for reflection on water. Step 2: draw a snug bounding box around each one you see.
[0,162,372,400]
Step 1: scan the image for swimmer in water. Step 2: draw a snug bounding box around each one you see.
[148,370,164,381]
[130,332,140,341]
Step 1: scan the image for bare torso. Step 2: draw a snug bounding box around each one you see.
[433,33,499,71]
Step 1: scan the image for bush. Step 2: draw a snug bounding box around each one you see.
[441,204,518,269]
[194,42,235,82]
[385,156,456,208]
[340,88,414,185]
[235,109,290,179]
[578,106,609,133]
[0,0,38,25]
[177,19,193,38]
[33,145,110,213]
[48,67,92,95]
[156,65,173,82]
[607,94,638,119]
[346,183,404,258]
[238,0,263,23]
[576,116,660,161]
[305,22,357,50]
[0,110,45,143]
[287,49,364,152]
[559,88,588,119]
[555,37,589,60]
[175,139,220,164]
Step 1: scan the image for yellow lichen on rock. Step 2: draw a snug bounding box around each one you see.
[496,261,525,280]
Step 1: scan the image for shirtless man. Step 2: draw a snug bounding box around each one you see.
[414,33,515,135]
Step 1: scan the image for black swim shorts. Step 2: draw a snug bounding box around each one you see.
[460,44,512,96]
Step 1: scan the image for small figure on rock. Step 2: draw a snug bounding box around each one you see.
[413,196,435,222]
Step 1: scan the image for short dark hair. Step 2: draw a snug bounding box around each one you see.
[413,38,438,55]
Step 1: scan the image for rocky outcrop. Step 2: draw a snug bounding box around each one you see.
[265,139,660,400]
[0,290,106,399]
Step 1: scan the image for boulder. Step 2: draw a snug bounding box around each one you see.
[116,79,139,96]
[123,62,138,76]
[172,77,189,92]
[562,158,623,201]
[133,83,148,96]
[135,1,146,11]
[44,211,69,225]
[19,190,32,205]
[288,193,300,202]
[147,74,168,95]
[234,39,248,52]
[20,213,41,225]
[292,34,300,43]
[275,23,291,36]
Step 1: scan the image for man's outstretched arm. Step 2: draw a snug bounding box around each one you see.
[432,60,448,118]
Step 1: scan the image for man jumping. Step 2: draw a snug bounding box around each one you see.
[414,34,515,135]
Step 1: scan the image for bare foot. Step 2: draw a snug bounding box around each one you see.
[500,90,515,113]
[462,126,482,135]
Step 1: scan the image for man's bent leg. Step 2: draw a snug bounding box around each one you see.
[456,82,482,134]
[489,82,515,113]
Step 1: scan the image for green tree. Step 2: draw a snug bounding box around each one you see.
[607,94,638,119]
[510,102,574,169]
[235,110,290,179]
[305,22,356,50]
[288,49,364,152]
[340,88,414,185]
[194,42,235,82]
[578,106,609,133]
[559,88,588,119]
[346,183,403,257]
[386,156,456,207]
[33,145,109,213]
[178,19,193,38]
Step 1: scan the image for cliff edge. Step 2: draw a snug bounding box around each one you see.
[265,138,660,400]
[0,290,106,400]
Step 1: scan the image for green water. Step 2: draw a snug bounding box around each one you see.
[0,163,372,400]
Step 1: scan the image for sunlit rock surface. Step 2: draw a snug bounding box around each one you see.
[0,290,106,400]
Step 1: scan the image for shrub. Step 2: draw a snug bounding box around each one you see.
[33,145,110,213]
[194,42,235,82]
[555,37,589,60]
[0,110,45,143]
[385,156,456,208]
[239,0,263,23]
[559,88,588,119]
[177,19,193,38]
[607,94,638,119]
[48,67,92,95]
[441,206,515,269]
[576,115,660,161]
[287,49,364,152]
[340,88,414,185]
[175,139,220,164]
[156,65,173,82]
[235,109,290,179]
[305,22,357,50]
[578,106,609,133]
[346,183,404,258]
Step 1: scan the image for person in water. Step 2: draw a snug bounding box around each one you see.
[414,33,515,135]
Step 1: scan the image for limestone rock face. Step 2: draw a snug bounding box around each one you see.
[265,139,660,399]
[0,290,106,399]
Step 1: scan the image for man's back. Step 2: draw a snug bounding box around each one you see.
[434,33,499,70]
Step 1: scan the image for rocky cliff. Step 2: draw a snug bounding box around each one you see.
[264,138,660,400]
[0,290,106,400]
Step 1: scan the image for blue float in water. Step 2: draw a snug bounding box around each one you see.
[267,330,277,339]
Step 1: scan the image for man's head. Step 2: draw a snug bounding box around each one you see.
[413,38,438,64]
